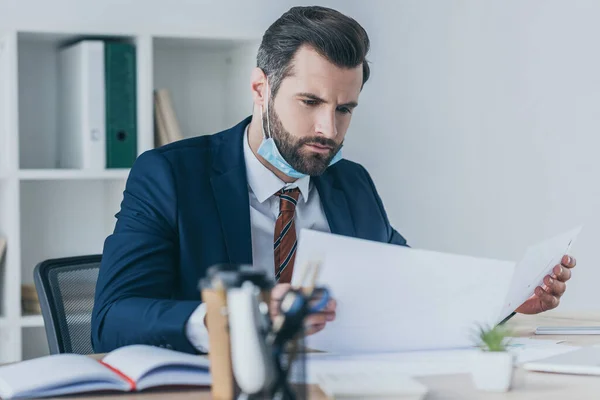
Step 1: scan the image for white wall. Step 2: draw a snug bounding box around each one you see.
[343,0,600,310]
[0,0,288,36]
[0,0,353,36]
[3,0,597,310]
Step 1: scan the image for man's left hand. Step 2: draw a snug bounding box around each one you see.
[515,255,576,314]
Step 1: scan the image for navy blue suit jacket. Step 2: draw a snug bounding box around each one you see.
[91,116,407,354]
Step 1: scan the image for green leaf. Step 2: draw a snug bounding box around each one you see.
[472,323,514,352]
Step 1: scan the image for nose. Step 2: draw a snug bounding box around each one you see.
[315,109,337,139]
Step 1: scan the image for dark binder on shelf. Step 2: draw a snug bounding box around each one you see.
[105,41,137,168]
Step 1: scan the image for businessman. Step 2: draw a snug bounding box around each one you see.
[91,6,576,354]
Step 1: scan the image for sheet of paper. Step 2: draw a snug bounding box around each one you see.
[293,229,515,354]
[498,226,582,322]
[294,226,582,355]
[511,344,580,364]
[505,337,565,347]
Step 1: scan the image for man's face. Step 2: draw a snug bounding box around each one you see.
[263,45,363,176]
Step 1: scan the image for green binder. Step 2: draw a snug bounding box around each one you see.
[105,41,137,168]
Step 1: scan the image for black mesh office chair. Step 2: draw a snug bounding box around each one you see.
[33,255,101,355]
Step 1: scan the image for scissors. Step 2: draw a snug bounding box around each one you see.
[280,286,330,316]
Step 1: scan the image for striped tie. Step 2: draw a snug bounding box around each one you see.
[274,187,301,283]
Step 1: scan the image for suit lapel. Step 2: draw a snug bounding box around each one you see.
[314,171,356,237]
[210,117,253,265]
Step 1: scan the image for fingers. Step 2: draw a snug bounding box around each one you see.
[517,281,564,315]
[308,309,336,323]
[325,299,337,312]
[325,310,336,321]
[304,314,327,336]
[514,296,540,315]
[303,304,337,335]
[543,275,567,297]
[319,299,336,319]
[306,313,328,326]
[535,286,559,312]
[269,283,291,318]
[561,255,577,269]
[305,323,326,336]
[552,263,572,282]
[270,289,338,336]
[271,283,291,300]
[550,255,576,282]
[304,313,334,336]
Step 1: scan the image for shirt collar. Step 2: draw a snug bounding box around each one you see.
[243,124,311,204]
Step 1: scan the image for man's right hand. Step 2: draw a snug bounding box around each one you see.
[270,283,337,336]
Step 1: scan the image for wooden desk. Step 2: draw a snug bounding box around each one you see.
[32,311,600,399]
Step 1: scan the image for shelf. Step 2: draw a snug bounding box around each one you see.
[21,313,92,328]
[22,324,49,360]
[17,32,138,170]
[20,314,44,327]
[20,179,124,287]
[0,169,13,180]
[18,169,130,181]
[2,29,260,363]
[153,36,258,139]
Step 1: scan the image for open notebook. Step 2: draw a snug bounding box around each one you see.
[0,344,211,399]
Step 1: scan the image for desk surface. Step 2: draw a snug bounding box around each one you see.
[31,311,600,399]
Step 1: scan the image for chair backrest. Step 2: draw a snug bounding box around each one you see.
[33,255,101,355]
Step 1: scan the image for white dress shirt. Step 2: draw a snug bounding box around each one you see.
[185,125,331,352]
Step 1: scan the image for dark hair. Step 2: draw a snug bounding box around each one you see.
[257,6,370,97]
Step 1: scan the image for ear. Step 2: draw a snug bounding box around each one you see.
[251,67,268,107]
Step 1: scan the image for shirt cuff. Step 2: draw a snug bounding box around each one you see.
[185,302,210,353]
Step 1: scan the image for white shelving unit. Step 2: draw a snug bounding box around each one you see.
[0,29,259,362]
[20,315,44,328]
[18,169,131,180]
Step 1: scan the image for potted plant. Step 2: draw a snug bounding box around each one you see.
[471,324,515,392]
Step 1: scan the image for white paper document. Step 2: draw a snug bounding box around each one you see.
[498,226,581,321]
[293,226,582,354]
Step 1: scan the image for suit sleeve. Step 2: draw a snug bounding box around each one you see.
[361,165,409,247]
[91,150,200,354]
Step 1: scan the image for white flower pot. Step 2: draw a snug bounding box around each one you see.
[471,351,515,392]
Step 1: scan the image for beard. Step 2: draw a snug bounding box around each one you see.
[262,98,343,176]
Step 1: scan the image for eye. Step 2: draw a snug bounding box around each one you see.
[337,106,352,115]
[302,99,318,106]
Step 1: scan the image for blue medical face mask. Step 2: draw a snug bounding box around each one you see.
[257,80,343,179]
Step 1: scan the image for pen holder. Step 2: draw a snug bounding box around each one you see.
[199,264,273,400]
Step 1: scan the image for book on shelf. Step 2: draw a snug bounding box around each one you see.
[154,92,170,147]
[58,39,138,171]
[154,88,184,147]
[0,344,211,399]
[21,284,41,315]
